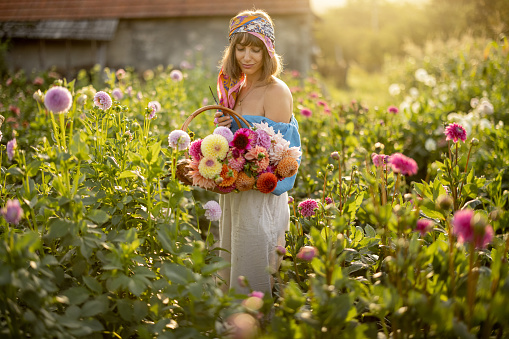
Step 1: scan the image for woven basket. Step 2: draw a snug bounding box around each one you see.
[175,105,252,188]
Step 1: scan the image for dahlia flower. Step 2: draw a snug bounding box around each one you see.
[256,172,278,193]
[168,130,191,151]
[33,89,44,103]
[444,123,467,143]
[230,128,255,152]
[219,165,238,187]
[198,157,222,179]
[235,172,255,191]
[252,122,276,138]
[371,153,387,167]
[276,156,299,178]
[201,134,229,159]
[325,197,333,205]
[1,199,23,225]
[7,138,17,161]
[416,219,434,236]
[170,69,183,82]
[189,139,203,160]
[147,101,161,120]
[389,153,418,176]
[228,154,246,172]
[188,159,216,190]
[115,69,126,80]
[44,86,72,113]
[254,129,271,149]
[112,88,123,100]
[93,91,113,110]
[387,105,399,114]
[203,200,221,221]
[296,246,317,261]
[288,196,294,204]
[300,108,312,117]
[245,146,269,171]
[213,126,234,143]
[298,199,319,217]
[452,209,494,249]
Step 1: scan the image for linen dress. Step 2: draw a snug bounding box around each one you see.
[217,115,300,295]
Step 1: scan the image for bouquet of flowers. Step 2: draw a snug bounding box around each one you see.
[173,120,301,194]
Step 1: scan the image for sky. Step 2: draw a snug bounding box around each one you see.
[310,0,430,13]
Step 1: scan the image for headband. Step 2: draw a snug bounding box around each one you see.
[217,15,276,109]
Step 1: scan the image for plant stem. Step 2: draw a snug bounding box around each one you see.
[391,173,400,206]
[467,242,477,330]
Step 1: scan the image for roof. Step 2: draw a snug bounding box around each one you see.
[0,0,311,21]
[0,20,118,40]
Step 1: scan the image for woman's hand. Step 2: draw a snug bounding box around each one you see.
[214,111,232,128]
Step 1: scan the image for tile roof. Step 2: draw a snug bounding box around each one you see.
[0,0,311,21]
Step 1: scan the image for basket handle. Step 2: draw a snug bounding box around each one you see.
[180,105,252,131]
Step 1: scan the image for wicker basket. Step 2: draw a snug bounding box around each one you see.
[175,105,252,189]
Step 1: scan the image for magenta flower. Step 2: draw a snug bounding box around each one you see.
[1,199,23,225]
[230,128,254,152]
[168,130,191,151]
[416,219,434,236]
[214,126,234,143]
[44,86,72,113]
[288,196,294,204]
[203,200,221,221]
[170,69,183,82]
[452,209,494,249]
[300,108,312,118]
[254,130,271,149]
[112,88,123,100]
[389,153,418,176]
[387,105,399,114]
[7,138,17,161]
[298,199,319,217]
[189,139,203,160]
[276,245,286,255]
[296,246,318,261]
[93,91,113,110]
[444,123,467,143]
[371,153,387,167]
[325,197,333,205]
[249,291,264,299]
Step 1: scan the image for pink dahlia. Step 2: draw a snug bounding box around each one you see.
[44,86,72,113]
[298,199,319,217]
[389,153,418,176]
[296,246,318,261]
[254,130,271,150]
[112,88,123,100]
[387,105,399,114]
[228,155,246,172]
[7,138,17,161]
[416,219,434,236]
[170,69,183,82]
[1,199,23,225]
[93,91,113,110]
[214,126,234,143]
[371,153,387,167]
[452,209,494,249]
[444,123,467,143]
[230,128,255,152]
[203,200,221,221]
[325,197,333,205]
[300,108,312,117]
[189,139,203,160]
[168,130,191,151]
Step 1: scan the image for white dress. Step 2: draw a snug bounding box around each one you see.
[218,190,290,295]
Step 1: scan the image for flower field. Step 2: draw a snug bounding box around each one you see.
[0,37,508,338]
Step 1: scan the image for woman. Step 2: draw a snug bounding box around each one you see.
[214,9,301,295]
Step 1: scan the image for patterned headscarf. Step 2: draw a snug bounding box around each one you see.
[217,15,275,109]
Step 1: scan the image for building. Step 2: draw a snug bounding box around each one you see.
[0,0,314,76]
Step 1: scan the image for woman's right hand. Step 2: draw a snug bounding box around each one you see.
[214,111,232,128]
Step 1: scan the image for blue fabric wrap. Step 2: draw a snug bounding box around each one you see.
[229,114,301,196]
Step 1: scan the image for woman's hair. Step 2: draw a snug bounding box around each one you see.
[220,9,283,83]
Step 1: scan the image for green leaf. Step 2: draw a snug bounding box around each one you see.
[47,219,73,239]
[86,209,110,225]
[62,286,90,305]
[26,160,42,177]
[81,297,108,317]
[161,263,193,285]
[82,275,103,294]
[118,170,137,179]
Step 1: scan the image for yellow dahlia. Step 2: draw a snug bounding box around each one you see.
[201,134,229,160]
[198,157,222,179]
[276,156,299,178]
[219,164,238,187]
[236,171,255,191]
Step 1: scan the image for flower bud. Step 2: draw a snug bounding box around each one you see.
[326,164,334,171]
[436,194,453,211]
[489,208,501,221]
[238,275,248,288]
[330,151,340,160]
[403,193,412,202]
[76,94,87,106]
[472,213,489,236]
[276,245,286,256]
[288,196,294,204]
[470,138,479,146]
[33,89,45,103]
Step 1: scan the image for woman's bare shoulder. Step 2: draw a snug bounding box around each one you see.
[263,77,293,123]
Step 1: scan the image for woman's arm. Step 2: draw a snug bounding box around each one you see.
[264,79,293,123]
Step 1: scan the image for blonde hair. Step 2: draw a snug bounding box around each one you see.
[220,9,283,83]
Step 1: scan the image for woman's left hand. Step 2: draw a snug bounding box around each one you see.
[214,111,232,128]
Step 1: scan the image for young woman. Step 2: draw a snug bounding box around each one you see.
[214,9,301,295]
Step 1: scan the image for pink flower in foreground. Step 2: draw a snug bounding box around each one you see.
[297,246,317,261]
[189,139,203,160]
[371,153,388,167]
[44,86,73,113]
[203,200,221,221]
[230,128,254,152]
[416,219,434,236]
[168,130,191,151]
[444,123,467,143]
[214,126,234,143]
[298,199,319,217]
[300,108,312,118]
[93,91,113,110]
[387,105,399,114]
[1,199,23,225]
[452,209,494,249]
[389,153,418,176]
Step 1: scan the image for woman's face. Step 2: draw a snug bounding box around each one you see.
[235,44,263,77]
